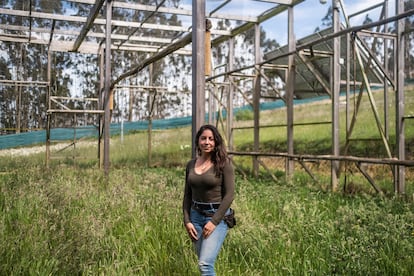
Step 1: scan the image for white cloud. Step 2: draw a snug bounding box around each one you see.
[177,1,396,48]
[261,0,395,46]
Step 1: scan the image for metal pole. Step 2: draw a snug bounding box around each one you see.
[286,5,295,180]
[46,50,51,168]
[346,32,350,136]
[103,0,112,175]
[227,37,234,151]
[192,0,205,158]
[208,86,213,124]
[331,0,341,191]
[395,0,405,193]
[384,0,389,139]
[98,46,104,168]
[253,23,261,176]
[148,63,153,167]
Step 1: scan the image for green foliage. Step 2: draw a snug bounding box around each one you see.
[0,161,413,275]
[1,87,414,274]
[235,109,254,121]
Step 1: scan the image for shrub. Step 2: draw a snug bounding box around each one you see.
[235,109,254,121]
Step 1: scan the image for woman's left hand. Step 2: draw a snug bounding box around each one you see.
[202,221,216,239]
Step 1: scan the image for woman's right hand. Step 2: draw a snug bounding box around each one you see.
[185,222,198,241]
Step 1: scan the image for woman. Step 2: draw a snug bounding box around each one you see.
[182,124,235,276]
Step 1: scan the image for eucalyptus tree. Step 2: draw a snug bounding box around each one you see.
[0,0,56,133]
[211,18,280,105]
[110,0,186,121]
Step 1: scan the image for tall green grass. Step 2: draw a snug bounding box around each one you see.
[0,87,413,274]
[0,161,413,275]
[234,86,414,155]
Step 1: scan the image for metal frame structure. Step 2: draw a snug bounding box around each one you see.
[0,0,413,193]
[203,0,414,194]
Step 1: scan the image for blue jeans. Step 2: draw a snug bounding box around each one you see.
[190,207,229,276]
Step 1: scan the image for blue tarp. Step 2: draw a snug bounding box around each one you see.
[0,116,193,150]
[0,92,374,150]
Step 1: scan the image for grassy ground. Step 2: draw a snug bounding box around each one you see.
[0,159,413,275]
[0,87,413,275]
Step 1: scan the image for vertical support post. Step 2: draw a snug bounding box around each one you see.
[98,46,104,168]
[148,63,153,168]
[16,46,22,134]
[286,5,295,180]
[253,23,261,176]
[208,85,213,124]
[192,0,206,158]
[384,0,389,139]
[395,0,405,194]
[103,0,112,175]
[46,50,51,168]
[206,20,213,125]
[16,80,21,134]
[205,20,212,77]
[73,113,77,163]
[345,32,350,136]
[227,37,235,151]
[331,0,341,191]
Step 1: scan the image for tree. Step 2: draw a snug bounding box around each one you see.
[314,5,333,32]
[0,0,51,133]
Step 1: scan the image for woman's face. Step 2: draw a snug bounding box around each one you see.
[198,129,215,155]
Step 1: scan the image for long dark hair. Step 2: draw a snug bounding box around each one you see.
[195,124,228,176]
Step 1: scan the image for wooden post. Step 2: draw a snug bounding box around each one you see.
[205,19,212,77]
[103,0,112,175]
[46,50,51,168]
[395,0,405,193]
[147,63,154,167]
[253,23,261,176]
[98,46,104,169]
[192,0,206,158]
[227,37,235,151]
[286,5,295,180]
[331,0,341,191]
[384,0,389,139]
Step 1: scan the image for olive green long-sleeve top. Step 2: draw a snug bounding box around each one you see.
[183,158,235,226]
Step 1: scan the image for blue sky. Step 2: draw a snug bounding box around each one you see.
[261,0,396,45]
[181,0,396,46]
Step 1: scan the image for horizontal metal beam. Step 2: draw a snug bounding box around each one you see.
[211,0,304,46]
[208,8,414,82]
[0,8,191,34]
[0,34,192,55]
[253,0,293,4]
[263,8,414,66]
[50,96,99,101]
[0,80,49,87]
[47,110,104,114]
[0,23,181,44]
[112,1,258,22]
[111,32,193,89]
[229,151,414,167]
[72,0,105,52]
[114,84,168,90]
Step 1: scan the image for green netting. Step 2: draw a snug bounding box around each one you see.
[0,116,193,150]
[0,94,352,150]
